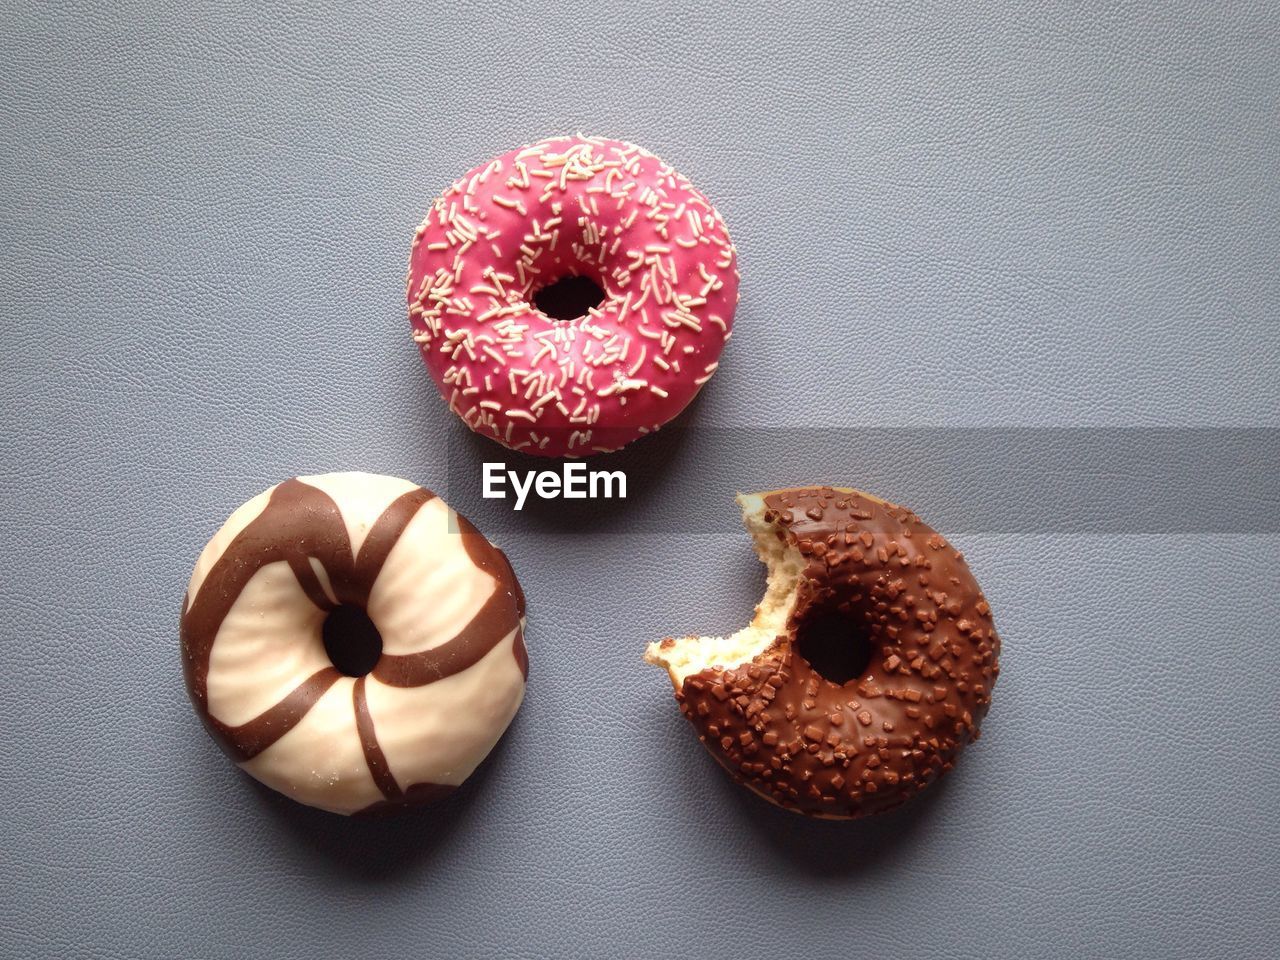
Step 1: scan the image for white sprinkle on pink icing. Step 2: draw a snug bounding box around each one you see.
[407,135,740,457]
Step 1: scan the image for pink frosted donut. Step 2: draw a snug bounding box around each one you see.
[407,135,740,457]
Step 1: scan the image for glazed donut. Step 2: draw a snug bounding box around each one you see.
[646,487,999,819]
[179,472,528,815]
[407,135,739,457]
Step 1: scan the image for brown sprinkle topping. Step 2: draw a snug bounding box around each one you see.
[669,486,1001,819]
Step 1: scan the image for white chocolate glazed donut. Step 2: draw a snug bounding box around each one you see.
[180,472,528,815]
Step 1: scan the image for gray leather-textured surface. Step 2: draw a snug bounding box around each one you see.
[3,2,1278,957]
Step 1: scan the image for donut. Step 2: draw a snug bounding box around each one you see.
[179,472,528,816]
[407,135,739,457]
[645,486,999,819]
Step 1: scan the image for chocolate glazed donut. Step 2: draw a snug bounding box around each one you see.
[646,487,999,819]
[180,473,527,816]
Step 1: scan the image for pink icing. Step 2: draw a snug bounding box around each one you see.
[407,136,739,457]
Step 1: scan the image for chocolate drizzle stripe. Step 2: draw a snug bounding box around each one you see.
[450,509,527,675]
[483,529,526,620]
[455,512,511,590]
[353,676,402,799]
[288,556,337,613]
[372,588,516,687]
[216,666,343,760]
[354,781,455,817]
[350,487,436,601]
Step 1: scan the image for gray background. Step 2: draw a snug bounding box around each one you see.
[2,1,1278,958]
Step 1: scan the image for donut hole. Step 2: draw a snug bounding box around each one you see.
[532,274,606,321]
[322,604,383,677]
[794,609,873,686]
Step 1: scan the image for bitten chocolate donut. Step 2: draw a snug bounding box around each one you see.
[646,487,999,819]
[180,473,528,815]
[408,135,739,457]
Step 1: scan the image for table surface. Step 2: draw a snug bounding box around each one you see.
[3,2,1278,958]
